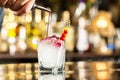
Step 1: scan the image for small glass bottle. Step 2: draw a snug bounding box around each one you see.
[62,11,75,52]
[76,16,89,53]
[53,11,75,52]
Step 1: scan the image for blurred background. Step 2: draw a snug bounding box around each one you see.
[0,0,120,80]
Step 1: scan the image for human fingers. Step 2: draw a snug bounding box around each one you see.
[10,0,30,11]
[14,0,35,16]
[0,0,8,7]
[4,0,16,8]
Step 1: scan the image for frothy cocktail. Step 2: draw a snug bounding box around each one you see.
[37,35,65,73]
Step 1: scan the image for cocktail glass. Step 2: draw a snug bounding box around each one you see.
[37,35,65,74]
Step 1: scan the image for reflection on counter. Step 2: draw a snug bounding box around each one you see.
[0,61,119,80]
[38,72,65,80]
[0,63,38,80]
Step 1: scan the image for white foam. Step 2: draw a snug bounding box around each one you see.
[38,40,65,68]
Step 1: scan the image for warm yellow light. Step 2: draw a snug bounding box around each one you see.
[96,16,108,28]
[45,12,50,23]
[17,40,27,51]
[26,74,32,80]
[35,9,42,23]
[74,2,86,17]
[97,71,109,79]
[86,11,115,37]
[32,37,38,45]
[19,27,26,39]
[1,28,8,40]
[9,44,16,55]
[95,62,107,70]
[101,46,108,53]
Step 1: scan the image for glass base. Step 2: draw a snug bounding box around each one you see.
[39,66,65,74]
[38,71,66,80]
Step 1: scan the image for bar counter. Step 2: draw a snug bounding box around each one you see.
[0,61,120,80]
[0,51,120,80]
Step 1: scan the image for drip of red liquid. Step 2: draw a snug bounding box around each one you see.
[60,29,68,41]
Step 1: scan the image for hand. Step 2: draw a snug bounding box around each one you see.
[0,0,35,16]
[13,0,35,16]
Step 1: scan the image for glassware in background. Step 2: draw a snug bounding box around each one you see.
[26,4,51,51]
[76,16,89,53]
[52,10,75,52]
[62,11,75,52]
[0,4,51,54]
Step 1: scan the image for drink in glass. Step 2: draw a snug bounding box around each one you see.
[37,35,65,74]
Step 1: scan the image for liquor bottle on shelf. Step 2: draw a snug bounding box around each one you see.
[15,23,27,53]
[76,16,89,53]
[88,0,99,20]
[75,0,90,53]
[7,24,17,55]
[27,9,49,51]
[2,9,30,54]
[107,36,115,53]
[0,27,9,52]
[5,12,17,55]
[2,9,17,54]
[62,11,75,52]
[13,12,29,53]
[87,0,100,53]
[114,28,120,53]
[53,11,75,52]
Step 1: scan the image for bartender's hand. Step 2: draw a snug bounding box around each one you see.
[0,0,35,16]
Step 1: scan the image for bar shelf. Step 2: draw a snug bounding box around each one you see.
[0,51,120,64]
